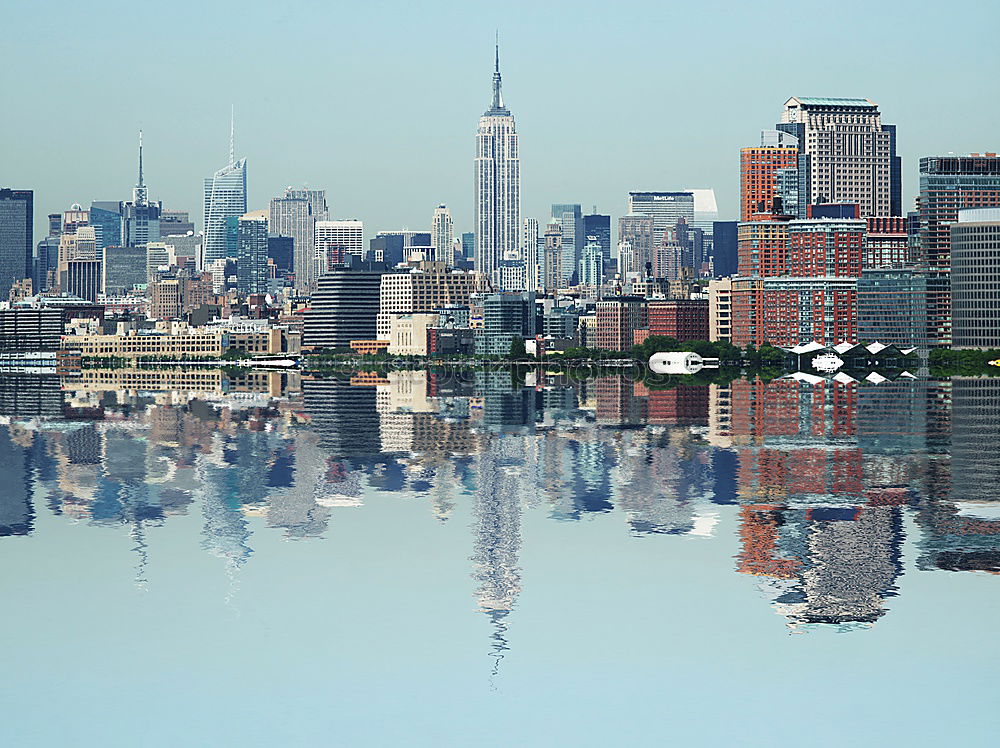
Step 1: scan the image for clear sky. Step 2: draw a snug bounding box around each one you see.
[3,0,997,242]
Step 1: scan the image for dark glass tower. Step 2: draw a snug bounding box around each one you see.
[0,189,33,299]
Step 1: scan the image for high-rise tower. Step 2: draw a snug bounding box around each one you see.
[203,112,248,266]
[121,131,162,248]
[474,39,520,289]
[270,187,328,294]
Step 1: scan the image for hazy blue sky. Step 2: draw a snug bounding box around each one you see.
[3,0,997,241]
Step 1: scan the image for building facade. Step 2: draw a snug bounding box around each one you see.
[0,189,32,300]
[315,220,364,273]
[203,158,248,265]
[474,46,520,289]
[269,188,329,293]
[303,267,384,350]
[951,207,1000,349]
[237,214,269,295]
[431,205,454,264]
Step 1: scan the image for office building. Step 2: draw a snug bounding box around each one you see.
[237,213,269,295]
[858,268,930,349]
[712,221,738,277]
[541,221,562,291]
[951,207,1000,349]
[102,245,147,295]
[477,292,536,356]
[917,153,1000,347]
[120,132,162,248]
[708,278,733,342]
[66,258,101,302]
[432,205,454,264]
[618,214,654,276]
[583,212,611,267]
[627,192,695,246]
[578,238,603,289]
[0,189,32,300]
[642,299,709,342]
[303,266,385,350]
[315,220,364,274]
[387,313,438,356]
[160,209,195,237]
[0,308,64,353]
[267,235,294,274]
[34,236,58,292]
[777,97,901,218]
[461,232,475,262]
[270,188,328,292]
[596,297,647,352]
[89,201,122,250]
[204,121,248,265]
[149,278,182,319]
[475,43,520,288]
[521,218,539,290]
[377,262,485,337]
[741,130,799,220]
[552,204,583,284]
[864,216,910,268]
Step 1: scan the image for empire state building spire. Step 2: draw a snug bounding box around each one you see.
[487,33,508,114]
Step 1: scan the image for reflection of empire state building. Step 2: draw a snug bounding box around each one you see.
[474,40,521,290]
[470,433,526,669]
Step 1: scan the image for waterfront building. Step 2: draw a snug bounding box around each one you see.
[708,278,733,343]
[203,120,248,266]
[475,44,520,288]
[477,292,536,356]
[303,266,384,350]
[916,153,1000,347]
[857,267,930,349]
[777,97,901,218]
[237,213,269,295]
[595,297,647,352]
[641,299,709,343]
[0,188,32,300]
[432,205,454,264]
[0,308,64,353]
[951,207,1000,349]
[270,188,328,292]
[741,130,799,221]
[102,245,147,296]
[387,313,438,356]
[315,220,364,273]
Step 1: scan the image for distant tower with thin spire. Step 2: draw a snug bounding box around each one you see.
[203,109,248,265]
[120,130,161,247]
[475,34,521,289]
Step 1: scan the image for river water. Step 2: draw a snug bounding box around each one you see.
[0,369,997,746]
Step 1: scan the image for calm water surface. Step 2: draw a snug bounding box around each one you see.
[1,369,998,747]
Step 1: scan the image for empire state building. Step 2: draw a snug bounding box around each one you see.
[475,44,520,289]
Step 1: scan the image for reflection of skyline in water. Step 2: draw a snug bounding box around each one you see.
[1,368,999,655]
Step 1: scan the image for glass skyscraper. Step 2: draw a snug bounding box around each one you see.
[204,158,248,265]
[0,189,33,299]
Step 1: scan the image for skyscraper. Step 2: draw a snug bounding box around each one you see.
[583,212,611,267]
[521,217,539,290]
[475,41,520,289]
[269,188,328,293]
[777,97,901,218]
[916,154,1000,347]
[618,213,654,276]
[951,207,1000,349]
[203,115,248,267]
[120,132,162,248]
[0,189,32,299]
[741,130,799,220]
[237,213,269,295]
[315,220,364,273]
[552,204,583,284]
[431,204,454,264]
[627,192,695,246]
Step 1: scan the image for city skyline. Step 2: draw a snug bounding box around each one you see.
[4,1,997,243]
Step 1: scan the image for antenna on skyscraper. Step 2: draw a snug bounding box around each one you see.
[137,130,144,188]
[229,105,235,166]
